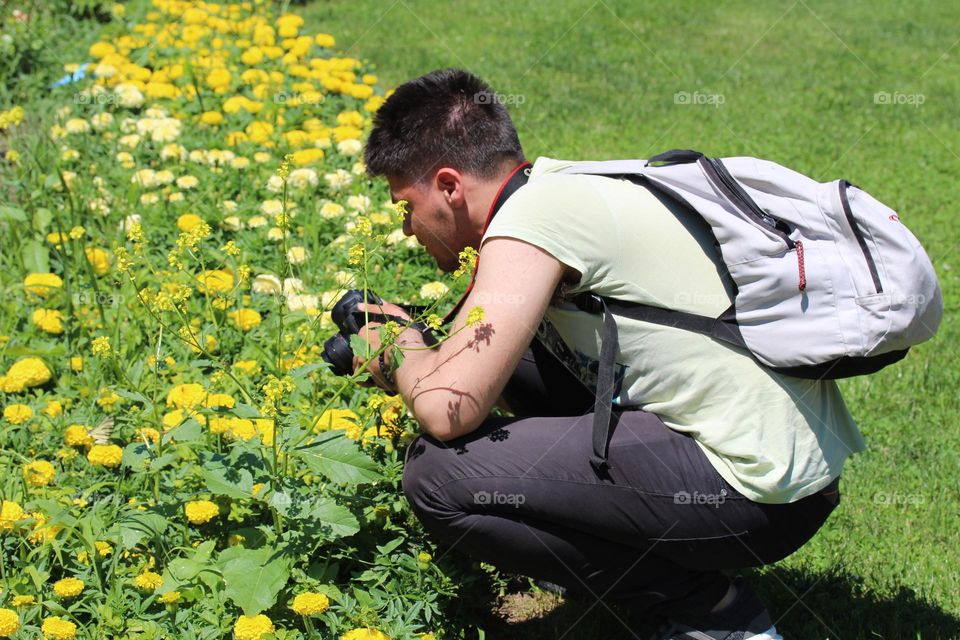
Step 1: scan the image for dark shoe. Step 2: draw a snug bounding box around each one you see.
[652,576,782,640]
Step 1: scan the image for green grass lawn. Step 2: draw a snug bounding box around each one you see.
[301,1,960,638]
[3,0,956,637]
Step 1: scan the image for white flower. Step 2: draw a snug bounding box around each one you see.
[346,194,370,213]
[119,214,141,232]
[176,175,199,189]
[131,169,157,188]
[222,215,244,231]
[282,278,304,296]
[267,227,288,242]
[160,143,186,161]
[118,134,141,148]
[337,139,363,157]
[286,246,308,264]
[385,228,407,246]
[286,293,319,312]
[247,215,268,228]
[119,117,138,134]
[91,112,114,130]
[266,175,285,193]
[113,83,144,108]
[252,274,282,295]
[221,200,238,213]
[260,199,283,216]
[334,271,354,286]
[324,169,352,191]
[153,170,175,185]
[351,161,366,176]
[319,202,345,219]
[287,168,319,190]
[419,281,449,300]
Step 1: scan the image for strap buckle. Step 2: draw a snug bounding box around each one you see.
[573,292,604,315]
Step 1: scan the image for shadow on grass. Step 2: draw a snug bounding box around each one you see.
[456,566,960,640]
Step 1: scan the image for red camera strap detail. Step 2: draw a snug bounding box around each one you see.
[442,161,532,324]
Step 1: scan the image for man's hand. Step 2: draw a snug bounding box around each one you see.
[350,300,414,391]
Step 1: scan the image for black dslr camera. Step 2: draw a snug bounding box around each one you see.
[321,289,438,376]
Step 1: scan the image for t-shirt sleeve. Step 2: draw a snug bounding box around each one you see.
[481,173,621,288]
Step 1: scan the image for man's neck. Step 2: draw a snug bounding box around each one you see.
[468,161,529,245]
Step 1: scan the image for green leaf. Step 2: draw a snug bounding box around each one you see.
[293,433,383,485]
[161,540,218,592]
[220,547,291,615]
[164,418,203,443]
[200,453,255,499]
[122,442,151,472]
[0,205,27,222]
[21,239,50,273]
[32,207,53,232]
[232,402,262,419]
[296,496,360,541]
[116,511,169,550]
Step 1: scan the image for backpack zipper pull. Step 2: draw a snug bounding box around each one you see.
[796,240,807,291]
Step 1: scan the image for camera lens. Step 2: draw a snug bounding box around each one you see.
[321,332,355,376]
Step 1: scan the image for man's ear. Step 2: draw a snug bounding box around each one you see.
[435,167,465,208]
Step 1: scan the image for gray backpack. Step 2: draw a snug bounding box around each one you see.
[558,149,943,472]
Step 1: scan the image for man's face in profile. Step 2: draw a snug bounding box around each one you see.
[387,173,465,273]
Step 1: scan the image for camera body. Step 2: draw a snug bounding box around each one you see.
[321,289,438,377]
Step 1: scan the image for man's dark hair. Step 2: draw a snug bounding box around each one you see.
[364,68,524,182]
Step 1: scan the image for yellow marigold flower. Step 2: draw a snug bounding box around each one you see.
[184,500,218,525]
[132,571,162,592]
[204,393,235,409]
[3,404,32,425]
[91,336,111,357]
[42,616,77,640]
[419,635,436,640]
[84,247,112,276]
[95,541,112,556]
[313,408,361,432]
[52,577,84,598]
[23,460,56,486]
[315,33,335,48]
[0,357,53,393]
[23,273,63,298]
[158,591,180,604]
[340,628,391,640]
[0,501,26,532]
[166,383,206,409]
[290,147,324,166]
[11,595,34,607]
[200,111,223,125]
[205,68,231,90]
[64,425,94,448]
[234,614,274,640]
[0,607,19,636]
[32,309,65,335]
[177,213,204,233]
[196,269,234,295]
[233,360,260,375]
[291,591,329,616]
[69,356,83,372]
[47,231,70,247]
[134,427,160,444]
[86,444,123,467]
[229,308,262,331]
[42,399,63,418]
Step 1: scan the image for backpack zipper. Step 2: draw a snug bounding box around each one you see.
[838,180,883,293]
[701,157,796,249]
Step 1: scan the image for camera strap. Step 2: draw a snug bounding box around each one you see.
[443,160,532,324]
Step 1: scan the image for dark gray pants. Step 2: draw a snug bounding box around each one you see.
[401,338,841,617]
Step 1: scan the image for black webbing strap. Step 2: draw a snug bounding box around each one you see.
[590,298,619,474]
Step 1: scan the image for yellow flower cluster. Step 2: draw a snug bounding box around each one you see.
[133,571,163,592]
[184,500,219,525]
[290,591,330,616]
[0,357,52,393]
[41,616,77,640]
[87,444,123,467]
[3,404,33,425]
[23,460,56,486]
[0,501,27,532]
[52,577,84,598]
[234,614,275,640]
[341,628,391,640]
[0,608,19,637]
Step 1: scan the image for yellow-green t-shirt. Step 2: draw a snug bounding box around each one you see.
[482,157,866,504]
